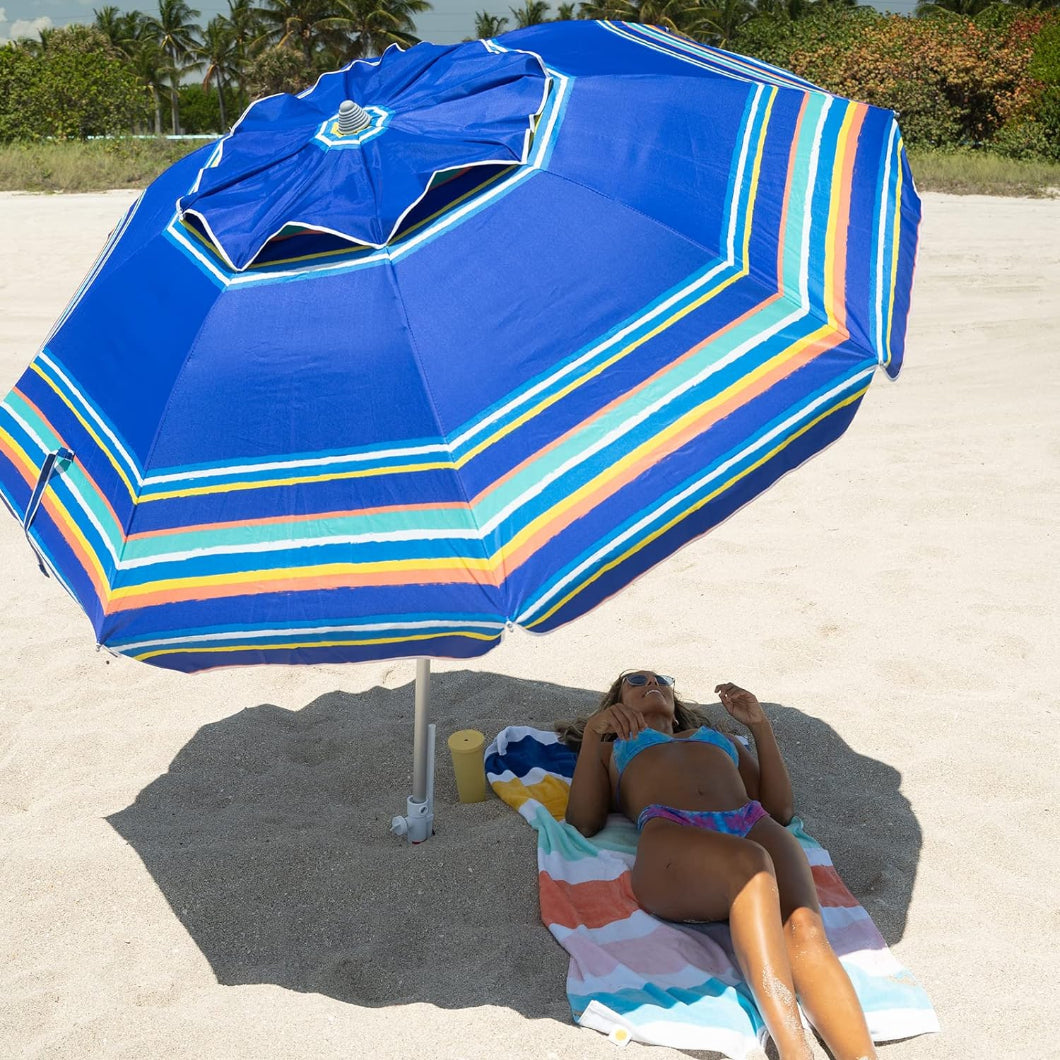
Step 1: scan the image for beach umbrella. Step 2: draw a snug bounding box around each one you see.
[0,21,919,840]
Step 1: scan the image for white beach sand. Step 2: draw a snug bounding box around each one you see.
[0,188,1057,1060]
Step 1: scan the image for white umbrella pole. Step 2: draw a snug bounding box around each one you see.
[390,658,435,843]
[412,657,433,802]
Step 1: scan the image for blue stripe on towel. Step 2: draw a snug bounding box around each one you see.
[485,731,575,780]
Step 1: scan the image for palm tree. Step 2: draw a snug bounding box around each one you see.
[576,0,631,21]
[578,0,703,35]
[474,10,510,36]
[553,2,577,16]
[914,0,998,13]
[698,0,754,45]
[749,0,812,20]
[13,27,55,54]
[255,0,351,66]
[147,0,203,135]
[195,16,239,129]
[94,6,128,48]
[95,4,150,79]
[221,0,263,109]
[510,0,551,25]
[127,28,169,134]
[333,0,432,61]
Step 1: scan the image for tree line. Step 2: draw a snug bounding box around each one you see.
[0,0,1057,158]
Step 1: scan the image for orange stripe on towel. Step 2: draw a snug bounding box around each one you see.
[540,873,640,930]
[812,864,859,907]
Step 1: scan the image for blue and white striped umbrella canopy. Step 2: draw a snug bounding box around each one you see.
[0,21,920,672]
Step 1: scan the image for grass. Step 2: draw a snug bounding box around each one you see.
[1,138,1058,198]
[0,138,212,193]
[907,147,1060,197]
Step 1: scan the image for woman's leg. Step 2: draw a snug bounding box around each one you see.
[747,816,878,1060]
[631,819,813,1060]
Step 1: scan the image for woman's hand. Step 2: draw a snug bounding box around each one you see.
[715,683,767,727]
[717,683,793,823]
[584,702,646,740]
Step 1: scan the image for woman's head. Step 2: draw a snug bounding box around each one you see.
[601,669,700,730]
[555,669,707,750]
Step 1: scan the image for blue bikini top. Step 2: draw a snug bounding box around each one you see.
[612,725,739,778]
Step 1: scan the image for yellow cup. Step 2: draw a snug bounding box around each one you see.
[447,729,487,803]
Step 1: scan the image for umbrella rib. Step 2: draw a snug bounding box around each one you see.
[377,249,506,623]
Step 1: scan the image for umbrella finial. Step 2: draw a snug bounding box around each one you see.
[336,99,371,136]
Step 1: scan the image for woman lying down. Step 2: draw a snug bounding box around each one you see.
[558,669,876,1060]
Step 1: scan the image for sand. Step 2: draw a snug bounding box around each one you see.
[0,188,1057,1060]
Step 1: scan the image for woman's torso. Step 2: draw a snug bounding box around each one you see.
[605,726,750,820]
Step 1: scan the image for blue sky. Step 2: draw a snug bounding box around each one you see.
[0,0,919,47]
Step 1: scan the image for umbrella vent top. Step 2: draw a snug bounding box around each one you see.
[336,100,371,136]
[176,41,551,271]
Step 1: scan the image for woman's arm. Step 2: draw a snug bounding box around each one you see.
[745,717,794,824]
[565,702,644,836]
[716,683,794,825]
[564,729,613,837]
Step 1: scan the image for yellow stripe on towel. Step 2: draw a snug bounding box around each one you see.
[490,774,571,820]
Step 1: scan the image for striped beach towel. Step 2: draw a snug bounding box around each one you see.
[485,725,939,1059]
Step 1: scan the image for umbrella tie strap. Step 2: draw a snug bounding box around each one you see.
[23,446,73,577]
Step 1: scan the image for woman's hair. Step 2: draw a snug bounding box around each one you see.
[554,671,710,752]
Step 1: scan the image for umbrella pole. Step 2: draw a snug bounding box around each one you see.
[390,658,435,843]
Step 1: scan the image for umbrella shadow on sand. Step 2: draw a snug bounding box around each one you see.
[107,671,920,1021]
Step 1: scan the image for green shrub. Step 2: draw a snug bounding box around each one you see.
[735,8,1056,152]
[1026,19,1060,160]
[245,45,315,100]
[0,27,146,142]
[992,117,1058,162]
[0,44,35,143]
[178,83,244,134]
[734,6,874,73]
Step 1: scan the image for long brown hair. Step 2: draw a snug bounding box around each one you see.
[555,671,710,752]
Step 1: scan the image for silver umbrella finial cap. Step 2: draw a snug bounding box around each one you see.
[337,99,371,135]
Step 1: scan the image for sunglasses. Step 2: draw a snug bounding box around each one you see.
[623,672,675,687]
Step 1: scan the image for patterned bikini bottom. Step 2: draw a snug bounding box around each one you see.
[635,800,769,837]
